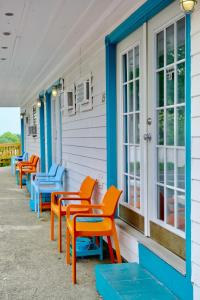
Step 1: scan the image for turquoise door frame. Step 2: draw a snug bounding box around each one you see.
[39,97,46,172]
[20,117,25,154]
[105,0,192,298]
[45,91,52,171]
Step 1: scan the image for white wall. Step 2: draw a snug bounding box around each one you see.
[191,2,200,298]
[24,100,40,159]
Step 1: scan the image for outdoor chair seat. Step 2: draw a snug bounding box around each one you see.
[50,176,97,253]
[67,218,113,236]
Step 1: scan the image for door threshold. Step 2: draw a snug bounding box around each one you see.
[116,218,186,275]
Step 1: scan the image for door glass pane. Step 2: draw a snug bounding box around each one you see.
[129,146,134,175]
[157,110,164,145]
[177,63,185,104]
[135,45,140,78]
[135,113,140,144]
[124,146,128,173]
[157,148,164,184]
[166,67,174,105]
[129,82,134,112]
[123,54,127,83]
[124,175,129,203]
[123,85,127,113]
[177,106,185,146]
[177,149,185,190]
[129,115,134,144]
[157,31,164,68]
[129,177,135,207]
[136,180,140,209]
[166,24,174,65]
[177,18,185,61]
[135,146,140,177]
[123,115,128,143]
[166,108,174,145]
[166,149,174,186]
[177,191,185,231]
[166,188,175,226]
[157,71,164,107]
[135,80,140,111]
[128,50,133,81]
[157,185,164,221]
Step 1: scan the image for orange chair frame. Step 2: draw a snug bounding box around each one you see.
[18,155,39,188]
[50,176,97,252]
[66,185,122,284]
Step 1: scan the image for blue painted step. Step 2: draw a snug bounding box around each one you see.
[95,263,178,300]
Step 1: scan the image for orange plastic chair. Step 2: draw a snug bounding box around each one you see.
[50,176,97,252]
[16,154,35,169]
[66,185,123,284]
[19,155,39,188]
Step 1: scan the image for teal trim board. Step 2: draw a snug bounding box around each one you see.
[39,97,46,172]
[45,92,52,171]
[185,14,192,280]
[20,118,24,153]
[139,244,193,300]
[95,263,177,300]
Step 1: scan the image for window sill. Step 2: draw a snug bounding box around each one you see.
[116,218,186,275]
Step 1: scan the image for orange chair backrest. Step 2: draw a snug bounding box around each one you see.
[29,155,35,163]
[79,176,97,202]
[32,156,39,167]
[102,186,122,217]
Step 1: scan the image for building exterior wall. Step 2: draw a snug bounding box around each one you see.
[21,1,200,294]
[24,100,40,158]
[191,2,200,298]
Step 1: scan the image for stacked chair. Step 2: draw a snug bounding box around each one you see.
[17,155,39,188]
[15,154,36,186]
[11,151,28,176]
[30,161,59,211]
[33,165,65,217]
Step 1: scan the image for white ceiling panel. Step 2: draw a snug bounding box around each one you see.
[0,0,143,107]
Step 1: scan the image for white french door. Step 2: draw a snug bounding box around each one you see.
[117,1,186,256]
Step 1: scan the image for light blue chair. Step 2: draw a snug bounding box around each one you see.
[11,152,28,176]
[30,162,59,210]
[34,165,65,217]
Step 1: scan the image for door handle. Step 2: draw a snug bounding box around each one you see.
[143,133,152,142]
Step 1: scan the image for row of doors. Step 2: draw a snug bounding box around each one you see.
[117,2,186,258]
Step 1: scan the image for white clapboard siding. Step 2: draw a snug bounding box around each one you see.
[191,3,200,297]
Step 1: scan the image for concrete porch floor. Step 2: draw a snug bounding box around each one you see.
[0,167,100,300]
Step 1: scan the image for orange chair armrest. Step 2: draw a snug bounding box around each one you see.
[66,204,103,218]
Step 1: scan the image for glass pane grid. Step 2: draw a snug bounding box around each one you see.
[155,17,185,234]
[122,44,141,212]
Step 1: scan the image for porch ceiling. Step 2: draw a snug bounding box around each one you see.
[0,0,142,107]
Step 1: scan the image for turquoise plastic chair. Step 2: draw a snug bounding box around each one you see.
[34,166,65,217]
[11,152,28,176]
[30,162,60,210]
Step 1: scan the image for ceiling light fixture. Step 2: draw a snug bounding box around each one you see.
[52,86,58,97]
[180,0,197,13]
[3,32,11,36]
[37,98,42,108]
[5,12,14,16]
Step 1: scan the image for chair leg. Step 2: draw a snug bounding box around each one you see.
[112,224,122,263]
[50,209,54,241]
[58,215,62,252]
[66,227,70,265]
[72,235,77,284]
[107,236,115,263]
[20,171,22,189]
